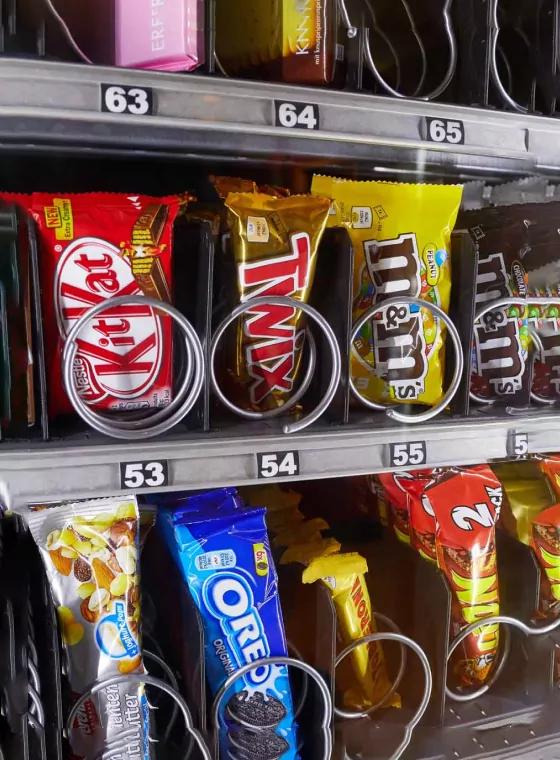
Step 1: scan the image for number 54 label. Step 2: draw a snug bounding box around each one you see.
[256,451,300,479]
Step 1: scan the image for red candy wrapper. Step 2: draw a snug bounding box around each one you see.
[376,471,436,556]
[425,465,502,687]
[32,194,179,419]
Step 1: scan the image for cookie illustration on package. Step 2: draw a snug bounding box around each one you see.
[228,729,290,760]
[226,691,287,730]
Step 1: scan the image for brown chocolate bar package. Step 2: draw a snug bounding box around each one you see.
[216,0,337,85]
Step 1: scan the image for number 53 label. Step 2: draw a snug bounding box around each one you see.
[120,460,169,489]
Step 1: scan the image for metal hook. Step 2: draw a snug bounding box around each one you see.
[211,656,332,760]
[337,0,358,38]
[445,624,511,702]
[349,295,464,424]
[448,612,560,692]
[489,0,529,113]
[337,633,432,760]
[42,0,93,63]
[333,612,407,720]
[360,0,456,100]
[67,673,212,760]
[62,296,205,440]
[210,296,342,434]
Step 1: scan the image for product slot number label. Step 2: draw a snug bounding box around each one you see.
[256,451,300,479]
[507,432,529,458]
[388,442,427,468]
[274,101,319,130]
[102,84,154,116]
[425,117,465,145]
[120,460,169,489]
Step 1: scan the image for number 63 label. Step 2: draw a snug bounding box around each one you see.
[120,460,169,489]
[102,84,154,116]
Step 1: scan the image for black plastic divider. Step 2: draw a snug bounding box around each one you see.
[27,217,48,442]
[449,231,478,418]
[454,0,491,107]
[310,227,354,425]
[173,218,215,432]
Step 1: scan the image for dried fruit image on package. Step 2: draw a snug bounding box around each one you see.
[312,177,462,407]
[28,497,149,760]
[424,466,502,688]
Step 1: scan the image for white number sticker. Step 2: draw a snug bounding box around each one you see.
[452,502,494,531]
[102,85,154,116]
[425,117,465,145]
[120,460,168,489]
[507,431,529,458]
[389,442,427,468]
[275,101,319,130]
[257,451,300,479]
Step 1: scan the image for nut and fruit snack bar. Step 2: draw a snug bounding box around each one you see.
[312,177,462,408]
[303,552,400,710]
[28,497,149,760]
[224,192,330,413]
[424,466,502,687]
[32,193,179,419]
[158,492,297,760]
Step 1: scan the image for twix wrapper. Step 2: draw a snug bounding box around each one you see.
[312,177,462,407]
[33,193,179,419]
[424,466,502,687]
[303,552,400,709]
[224,193,330,411]
[28,497,149,760]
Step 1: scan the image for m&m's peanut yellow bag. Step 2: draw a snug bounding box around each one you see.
[311,178,462,407]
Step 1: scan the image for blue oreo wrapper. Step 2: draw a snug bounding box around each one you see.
[158,490,297,760]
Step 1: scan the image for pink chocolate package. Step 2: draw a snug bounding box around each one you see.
[115,0,205,72]
[45,0,205,72]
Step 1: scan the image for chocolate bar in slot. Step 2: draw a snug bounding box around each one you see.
[132,203,169,247]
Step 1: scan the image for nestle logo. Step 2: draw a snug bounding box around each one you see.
[54,237,163,404]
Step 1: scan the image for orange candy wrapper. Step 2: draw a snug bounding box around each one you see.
[424,466,502,687]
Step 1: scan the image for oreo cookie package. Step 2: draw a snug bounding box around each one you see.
[158,490,297,760]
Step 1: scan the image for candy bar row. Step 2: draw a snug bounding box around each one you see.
[4,175,560,442]
[9,1,560,113]
[5,463,560,760]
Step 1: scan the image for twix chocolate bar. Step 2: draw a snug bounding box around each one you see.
[224,192,330,412]
[32,193,179,419]
[424,466,502,687]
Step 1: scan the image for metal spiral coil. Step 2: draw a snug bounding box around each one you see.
[211,655,333,760]
[62,296,205,440]
[471,297,560,408]
[209,296,342,434]
[349,295,464,424]
[336,632,432,760]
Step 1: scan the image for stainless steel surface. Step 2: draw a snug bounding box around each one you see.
[0,59,558,171]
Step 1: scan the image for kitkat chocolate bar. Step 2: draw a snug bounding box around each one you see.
[32,194,179,419]
[424,466,503,687]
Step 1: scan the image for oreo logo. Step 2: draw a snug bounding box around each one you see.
[203,572,271,685]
